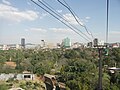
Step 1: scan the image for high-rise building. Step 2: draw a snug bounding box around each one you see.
[21,38,25,48]
[41,40,45,48]
[62,37,71,48]
[93,38,98,46]
[87,42,93,48]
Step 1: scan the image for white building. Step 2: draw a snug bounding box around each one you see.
[0,73,35,81]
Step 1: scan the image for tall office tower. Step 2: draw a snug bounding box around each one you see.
[87,42,93,48]
[21,38,25,48]
[93,38,98,46]
[41,40,45,48]
[62,37,71,48]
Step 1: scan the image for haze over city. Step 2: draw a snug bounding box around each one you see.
[0,0,120,44]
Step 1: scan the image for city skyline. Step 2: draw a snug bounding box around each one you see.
[0,0,120,44]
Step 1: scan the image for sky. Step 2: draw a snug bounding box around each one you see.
[0,0,120,45]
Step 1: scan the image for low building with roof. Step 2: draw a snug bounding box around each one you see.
[0,71,35,81]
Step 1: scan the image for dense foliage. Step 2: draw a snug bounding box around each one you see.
[0,48,120,90]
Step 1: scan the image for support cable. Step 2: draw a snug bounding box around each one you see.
[38,0,91,41]
[31,0,89,41]
[57,0,94,39]
[106,0,109,44]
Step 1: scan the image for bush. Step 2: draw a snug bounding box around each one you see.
[0,84,9,90]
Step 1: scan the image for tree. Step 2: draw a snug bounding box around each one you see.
[0,84,9,90]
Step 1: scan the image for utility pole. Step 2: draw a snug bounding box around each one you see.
[98,48,103,90]
[98,0,109,89]
[97,45,107,90]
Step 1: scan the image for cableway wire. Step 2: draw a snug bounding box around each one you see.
[38,0,91,41]
[106,0,109,44]
[57,0,94,39]
[31,0,89,41]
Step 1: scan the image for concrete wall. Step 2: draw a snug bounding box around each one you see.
[0,73,35,81]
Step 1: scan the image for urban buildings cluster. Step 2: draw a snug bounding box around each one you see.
[0,38,120,50]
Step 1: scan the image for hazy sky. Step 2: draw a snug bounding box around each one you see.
[0,0,120,44]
